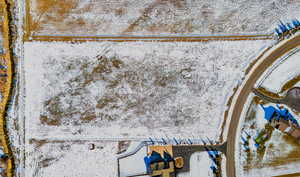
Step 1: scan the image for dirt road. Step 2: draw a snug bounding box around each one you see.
[28,34,273,42]
[226,34,300,177]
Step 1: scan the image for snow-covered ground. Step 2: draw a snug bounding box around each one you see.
[25,140,118,177]
[24,41,270,140]
[259,47,300,93]
[178,152,215,177]
[29,0,300,35]
[238,96,300,177]
[22,40,270,176]
[246,161,300,177]
[177,152,214,177]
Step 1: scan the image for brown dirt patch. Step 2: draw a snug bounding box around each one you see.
[280,74,300,93]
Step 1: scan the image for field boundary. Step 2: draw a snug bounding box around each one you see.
[24,0,274,42]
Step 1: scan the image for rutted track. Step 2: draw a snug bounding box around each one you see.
[28,33,274,42]
[226,33,300,177]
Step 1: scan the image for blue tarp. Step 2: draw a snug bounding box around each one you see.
[144,156,151,172]
[163,151,173,163]
[144,151,174,173]
[260,105,279,121]
[148,151,164,163]
[260,104,299,127]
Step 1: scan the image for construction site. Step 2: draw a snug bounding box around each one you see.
[118,138,226,177]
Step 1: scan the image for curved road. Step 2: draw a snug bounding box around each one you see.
[226,33,300,177]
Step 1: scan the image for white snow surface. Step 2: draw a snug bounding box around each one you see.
[22,40,270,177]
[177,152,214,177]
[29,0,300,35]
[260,47,300,93]
[24,41,270,140]
[25,141,118,177]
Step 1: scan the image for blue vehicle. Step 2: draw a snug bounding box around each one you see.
[210,165,218,174]
[207,150,215,159]
[212,150,220,158]
[275,28,282,36]
[286,23,293,30]
[0,148,7,159]
[148,137,155,145]
[205,148,220,166]
[279,23,288,33]
[292,19,300,27]
[254,142,260,149]
[201,138,207,145]
[241,136,249,145]
[173,138,179,145]
[161,138,167,145]
[244,131,251,139]
[187,139,193,144]
[243,144,250,151]
[205,147,220,158]
[275,19,300,40]
[206,137,215,145]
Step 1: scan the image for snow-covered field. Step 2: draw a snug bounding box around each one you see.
[29,0,300,35]
[22,40,270,176]
[24,41,270,140]
[25,140,118,177]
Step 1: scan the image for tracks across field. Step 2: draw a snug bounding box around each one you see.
[27,33,274,42]
[29,137,215,144]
